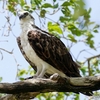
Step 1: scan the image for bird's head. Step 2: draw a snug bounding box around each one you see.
[18,11,34,22]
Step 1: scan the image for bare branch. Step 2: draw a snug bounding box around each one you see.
[0,48,20,68]
[0,50,3,60]
[0,40,8,42]
[85,54,100,62]
[0,92,39,100]
[88,60,91,76]
[0,48,13,54]
[83,54,100,75]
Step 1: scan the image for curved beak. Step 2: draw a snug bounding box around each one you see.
[18,12,26,20]
[19,14,26,20]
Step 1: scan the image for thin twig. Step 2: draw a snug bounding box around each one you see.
[76,49,95,61]
[0,40,8,42]
[34,11,45,28]
[0,48,13,54]
[49,8,61,15]
[0,50,3,60]
[88,59,91,76]
[1,48,20,68]
[83,54,100,76]
[83,54,100,64]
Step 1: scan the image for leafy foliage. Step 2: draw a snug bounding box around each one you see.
[0,0,100,100]
[48,22,63,34]
[17,66,35,80]
[0,77,2,82]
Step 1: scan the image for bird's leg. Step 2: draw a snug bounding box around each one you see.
[32,70,40,78]
[25,71,41,80]
[32,66,44,78]
[37,66,47,78]
[25,66,47,79]
[25,69,41,80]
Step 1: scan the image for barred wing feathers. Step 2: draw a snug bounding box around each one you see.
[27,30,81,77]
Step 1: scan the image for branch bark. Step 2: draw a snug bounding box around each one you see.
[0,74,100,99]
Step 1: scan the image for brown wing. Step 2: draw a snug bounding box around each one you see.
[27,30,81,77]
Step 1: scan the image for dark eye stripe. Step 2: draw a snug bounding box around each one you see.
[24,12,28,16]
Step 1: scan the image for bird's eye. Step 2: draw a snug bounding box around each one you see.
[24,12,28,16]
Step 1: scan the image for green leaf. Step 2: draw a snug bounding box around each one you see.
[17,69,27,76]
[56,92,64,100]
[40,9,46,18]
[80,66,87,75]
[31,0,42,8]
[93,30,98,33]
[67,34,77,42]
[61,7,71,17]
[7,5,16,15]
[42,3,53,8]
[85,31,94,39]
[48,22,63,34]
[93,24,100,29]
[23,5,32,12]
[31,0,41,5]
[53,0,56,2]
[88,8,92,14]
[59,16,68,22]
[19,0,26,7]
[0,77,2,82]
[68,24,82,36]
[74,94,79,100]
[19,77,25,80]
[92,58,98,67]
[86,39,95,49]
[62,1,71,6]
[88,21,95,25]
[85,31,95,49]
[53,3,59,9]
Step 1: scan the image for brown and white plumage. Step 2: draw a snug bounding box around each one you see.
[18,11,80,78]
[17,11,92,96]
[28,28,81,77]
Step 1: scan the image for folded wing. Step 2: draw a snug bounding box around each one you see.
[27,30,81,77]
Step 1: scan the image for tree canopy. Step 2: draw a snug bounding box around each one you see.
[0,0,100,100]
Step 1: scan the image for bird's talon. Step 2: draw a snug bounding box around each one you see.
[50,73,60,81]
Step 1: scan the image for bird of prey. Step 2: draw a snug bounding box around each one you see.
[17,11,92,96]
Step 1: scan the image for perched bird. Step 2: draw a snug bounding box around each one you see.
[17,11,92,96]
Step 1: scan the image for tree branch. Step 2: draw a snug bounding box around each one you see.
[83,54,100,76]
[84,54,100,64]
[0,92,40,100]
[0,74,100,99]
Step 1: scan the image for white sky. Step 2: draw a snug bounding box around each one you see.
[0,1,100,100]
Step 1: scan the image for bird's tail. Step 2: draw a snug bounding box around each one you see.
[81,91,93,96]
[72,61,93,96]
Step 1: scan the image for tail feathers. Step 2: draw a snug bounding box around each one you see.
[81,91,93,96]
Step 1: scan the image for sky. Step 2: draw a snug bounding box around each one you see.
[0,0,100,100]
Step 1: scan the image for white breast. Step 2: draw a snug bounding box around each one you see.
[20,23,43,67]
[20,21,66,78]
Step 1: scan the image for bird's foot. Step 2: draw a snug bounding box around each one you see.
[50,73,60,81]
[24,75,38,80]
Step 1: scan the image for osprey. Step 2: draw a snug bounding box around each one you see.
[17,11,92,96]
